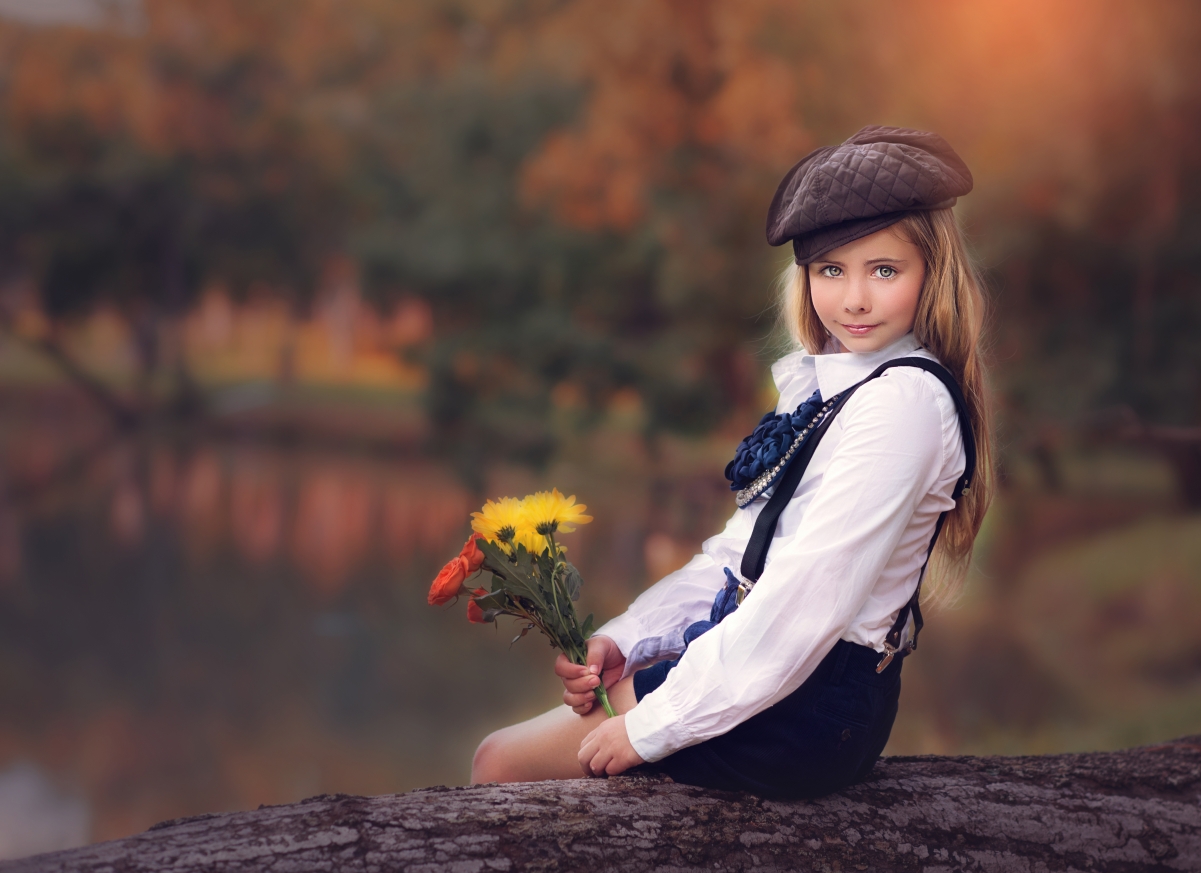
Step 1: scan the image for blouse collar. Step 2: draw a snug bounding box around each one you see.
[771,333,929,402]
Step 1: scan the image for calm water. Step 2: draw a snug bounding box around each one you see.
[2,387,1199,858]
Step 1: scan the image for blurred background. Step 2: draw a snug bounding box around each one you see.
[0,0,1199,859]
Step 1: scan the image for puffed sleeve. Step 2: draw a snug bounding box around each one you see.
[623,370,953,762]
[593,515,744,677]
[596,356,820,675]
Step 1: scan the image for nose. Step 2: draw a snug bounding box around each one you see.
[843,274,871,313]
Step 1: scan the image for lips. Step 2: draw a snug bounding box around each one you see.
[841,323,880,336]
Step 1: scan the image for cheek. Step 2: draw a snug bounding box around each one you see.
[808,280,840,323]
[886,274,923,325]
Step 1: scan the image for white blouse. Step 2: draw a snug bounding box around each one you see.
[596,332,967,764]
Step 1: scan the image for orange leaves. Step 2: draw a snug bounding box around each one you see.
[517,0,811,232]
[4,25,152,146]
[698,57,812,169]
[521,129,648,231]
[0,0,375,161]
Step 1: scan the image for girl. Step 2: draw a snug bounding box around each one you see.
[472,126,994,799]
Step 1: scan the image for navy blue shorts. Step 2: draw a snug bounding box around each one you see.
[632,572,902,799]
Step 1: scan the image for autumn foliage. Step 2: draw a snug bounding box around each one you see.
[0,0,1197,461]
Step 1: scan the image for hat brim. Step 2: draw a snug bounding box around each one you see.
[791,200,956,265]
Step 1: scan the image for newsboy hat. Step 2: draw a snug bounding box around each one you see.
[766,125,972,264]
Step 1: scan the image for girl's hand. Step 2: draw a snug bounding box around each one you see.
[578,713,644,777]
[555,635,626,715]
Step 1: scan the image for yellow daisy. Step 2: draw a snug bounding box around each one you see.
[512,526,548,555]
[471,496,547,555]
[471,497,524,545]
[521,488,593,536]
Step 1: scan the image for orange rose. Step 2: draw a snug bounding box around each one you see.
[466,587,489,623]
[428,557,468,606]
[459,533,485,573]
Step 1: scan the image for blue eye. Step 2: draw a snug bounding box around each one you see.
[875,265,897,279]
[818,265,841,277]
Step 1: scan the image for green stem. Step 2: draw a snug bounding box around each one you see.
[592,683,617,718]
[547,530,612,716]
[545,531,563,621]
[565,638,615,720]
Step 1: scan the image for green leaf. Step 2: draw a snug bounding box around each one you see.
[581,612,594,638]
[535,549,556,575]
[562,562,584,602]
[472,590,512,616]
[474,535,593,661]
[478,539,545,604]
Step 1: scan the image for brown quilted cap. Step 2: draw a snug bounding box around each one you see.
[766,125,972,264]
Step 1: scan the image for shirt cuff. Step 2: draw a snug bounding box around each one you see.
[595,614,686,681]
[625,689,695,763]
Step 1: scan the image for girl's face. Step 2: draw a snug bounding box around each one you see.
[807,225,925,354]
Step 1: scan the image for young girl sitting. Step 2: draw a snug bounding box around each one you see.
[471,125,994,799]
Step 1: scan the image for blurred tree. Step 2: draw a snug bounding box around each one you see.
[0,0,1197,479]
[0,1,352,407]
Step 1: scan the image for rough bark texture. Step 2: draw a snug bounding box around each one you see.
[7,736,1200,873]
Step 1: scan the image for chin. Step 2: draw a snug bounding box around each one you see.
[834,327,904,353]
[838,336,885,353]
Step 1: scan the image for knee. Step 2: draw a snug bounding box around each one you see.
[471,728,517,784]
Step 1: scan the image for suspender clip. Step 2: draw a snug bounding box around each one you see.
[876,641,898,673]
[734,575,756,606]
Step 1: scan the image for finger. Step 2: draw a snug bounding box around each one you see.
[578,738,597,776]
[562,674,602,695]
[554,656,589,680]
[553,654,588,680]
[588,748,611,778]
[563,690,595,710]
[579,726,610,778]
[585,638,609,672]
[605,753,629,777]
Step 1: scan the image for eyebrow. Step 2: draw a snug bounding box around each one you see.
[815,257,909,267]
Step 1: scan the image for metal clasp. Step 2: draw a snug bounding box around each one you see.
[876,641,897,673]
[734,576,756,606]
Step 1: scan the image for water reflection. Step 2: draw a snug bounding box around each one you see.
[2,388,1199,856]
[0,389,735,850]
[1,431,534,845]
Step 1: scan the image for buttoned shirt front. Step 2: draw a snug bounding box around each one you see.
[595,332,967,763]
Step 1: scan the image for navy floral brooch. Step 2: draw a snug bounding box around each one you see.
[724,388,838,508]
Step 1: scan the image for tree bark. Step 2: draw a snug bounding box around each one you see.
[6,736,1200,873]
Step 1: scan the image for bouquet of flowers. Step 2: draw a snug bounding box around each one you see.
[427,488,615,717]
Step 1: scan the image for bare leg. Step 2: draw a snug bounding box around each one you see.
[472,675,639,783]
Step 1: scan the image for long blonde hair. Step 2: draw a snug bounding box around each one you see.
[778,209,995,604]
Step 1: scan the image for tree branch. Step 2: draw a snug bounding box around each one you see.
[6,735,1200,872]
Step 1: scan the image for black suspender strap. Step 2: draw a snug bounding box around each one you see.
[738,387,860,584]
[736,356,977,670]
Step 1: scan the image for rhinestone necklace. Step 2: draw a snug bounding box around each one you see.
[734,394,841,508]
